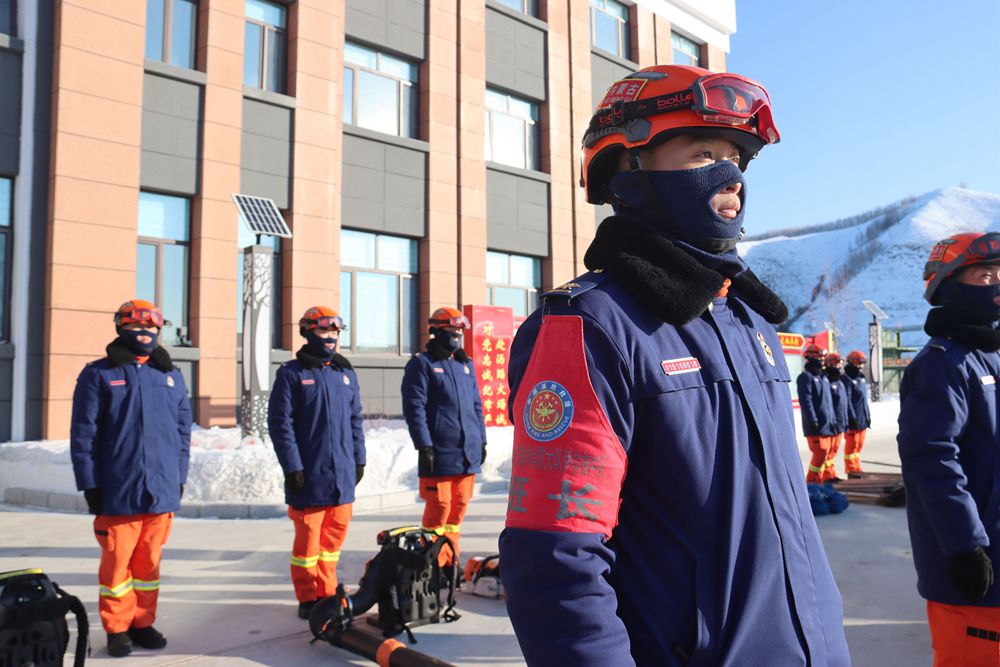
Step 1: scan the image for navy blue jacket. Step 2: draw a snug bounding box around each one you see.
[401,345,487,476]
[842,372,871,430]
[501,270,849,667]
[70,342,192,516]
[268,351,366,507]
[797,370,837,437]
[898,335,1000,605]
[827,373,848,435]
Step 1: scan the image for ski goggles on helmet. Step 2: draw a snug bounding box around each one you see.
[304,315,345,331]
[924,232,1000,300]
[583,72,780,149]
[431,314,470,330]
[115,307,165,328]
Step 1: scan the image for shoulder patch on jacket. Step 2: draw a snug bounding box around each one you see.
[543,272,611,304]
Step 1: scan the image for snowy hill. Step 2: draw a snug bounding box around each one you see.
[739,188,1000,354]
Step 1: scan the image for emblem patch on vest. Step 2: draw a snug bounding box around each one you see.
[756,332,776,366]
[523,381,574,442]
[343,375,350,385]
[660,357,701,375]
[982,375,996,386]
[166,376,175,387]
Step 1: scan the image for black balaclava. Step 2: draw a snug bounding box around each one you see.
[805,358,824,374]
[934,279,1000,324]
[607,159,748,276]
[303,330,338,360]
[844,364,863,379]
[431,328,462,353]
[825,366,842,381]
[118,328,159,356]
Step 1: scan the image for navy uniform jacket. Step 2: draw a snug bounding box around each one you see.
[70,342,192,516]
[898,336,1000,605]
[828,375,848,435]
[401,348,487,476]
[500,272,849,667]
[796,370,837,437]
[268,353,366,507]
[843,374,871,430]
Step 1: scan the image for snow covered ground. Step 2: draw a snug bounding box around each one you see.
[0,422,515,504]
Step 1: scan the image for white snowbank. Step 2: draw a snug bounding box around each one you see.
[0,422,515,504]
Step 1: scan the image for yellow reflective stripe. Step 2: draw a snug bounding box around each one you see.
[844,453,861,460]
[808,464,824,473]
[0,568,44,582]
[290,554,319,568]
[100,578,134,598]
[132,578,160,592]
[318,550,341,563]
[388,525,421,537]
[443,523,461,533]
[421,525,445,536]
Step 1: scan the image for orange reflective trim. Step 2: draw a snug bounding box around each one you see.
[375,638,405,666]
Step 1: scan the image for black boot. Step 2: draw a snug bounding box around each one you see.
[107,631,133,657]
[298,600,317,619]
[128,625,167,649]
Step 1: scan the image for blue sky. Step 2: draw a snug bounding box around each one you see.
[727,0,1000,234]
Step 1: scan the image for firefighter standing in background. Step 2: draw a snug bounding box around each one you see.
[899,232,1000,666]
[70,300,192,658]
[797,344,837,484]
[823,352,848,482]
[500,65,849,666]
[401,307,487,573]
[842,350,871,475]
[268,307,365,620]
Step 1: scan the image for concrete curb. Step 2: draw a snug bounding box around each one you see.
[2,480,511,518]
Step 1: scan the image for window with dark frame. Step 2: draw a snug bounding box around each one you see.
[590,0,630,60]
[244,0,287,94]
[486,250,541,317]
[339,229,419,355]
[484,88,540,171]
[343,41,419,139]
[493,0,536,16]
[0,177,11,342]
[671,31,701,67]
[0,0,14,37]
[145,0,198,69]
[136,192,191,347]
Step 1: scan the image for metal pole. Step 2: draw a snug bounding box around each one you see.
[241,245,273,438]
[868,318,883,402]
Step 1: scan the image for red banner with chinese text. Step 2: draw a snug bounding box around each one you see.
[463,305,515,428]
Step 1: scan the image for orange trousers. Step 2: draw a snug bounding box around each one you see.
[93,513,172,633]
[806,436,833,484]
[844,429,867,473]
[928,600,1000,666]
[823,433,844,481]
[419,474,475,568]
[288,504,352,602]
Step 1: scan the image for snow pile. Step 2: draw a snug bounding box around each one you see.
[740,188,1000,354]
[0,423,515,504]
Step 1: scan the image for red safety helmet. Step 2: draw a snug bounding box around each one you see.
[923,232,1000,303]
[824,352,842,368]
[114,299,164,329]
[846,350,867,366]
[581,64,780,204]
[299,306,345,333]
[803,344,826,360]
[428,307,470,331]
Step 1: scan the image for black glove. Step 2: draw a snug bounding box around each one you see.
[83,488,102,515]
[179,483,185,498]
[418,448,435,477]
[949,547,994,601]
[355,464,365,486]
[848,419,858,430]
[285,470,305,494]
[810,421,820,433]
[481,444,488,464]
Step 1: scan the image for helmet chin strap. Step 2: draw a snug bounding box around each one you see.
[626,149,744,254]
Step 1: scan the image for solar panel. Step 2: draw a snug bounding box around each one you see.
[232,194,292,239]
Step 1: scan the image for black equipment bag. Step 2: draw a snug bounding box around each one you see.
[365,526,460,642]
[0,568,88,667]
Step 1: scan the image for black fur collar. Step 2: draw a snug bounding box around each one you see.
[427,338,470,363]
[584,216,788,326]
[925,307,1000,352]
[296,346,354,370]
[106,338,175,372]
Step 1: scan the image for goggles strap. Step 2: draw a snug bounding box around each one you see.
[586,91,695,139]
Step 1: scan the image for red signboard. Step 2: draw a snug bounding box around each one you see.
[777,332,806,353]
[463,305,515,427]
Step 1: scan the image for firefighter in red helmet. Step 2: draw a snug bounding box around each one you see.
[842,350,871,475]
[797,344,838,483]
[899,232,1000,664]
[401,307,487,575]
[822,351,848,482]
